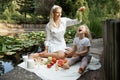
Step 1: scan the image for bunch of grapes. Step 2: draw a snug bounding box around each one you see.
[76,6,86,21]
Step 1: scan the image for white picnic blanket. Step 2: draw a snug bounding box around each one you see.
[18,56,101,80]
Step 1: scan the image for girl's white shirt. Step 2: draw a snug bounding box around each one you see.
[73,37,91,52]
[44,17,80,53]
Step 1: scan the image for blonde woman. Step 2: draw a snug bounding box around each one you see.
[61,24,92,74]
[30,5,82,59]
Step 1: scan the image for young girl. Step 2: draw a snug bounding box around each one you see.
[62,24,92,74]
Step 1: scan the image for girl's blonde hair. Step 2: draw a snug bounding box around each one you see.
[49,5,62,29]
[75,24,92,42]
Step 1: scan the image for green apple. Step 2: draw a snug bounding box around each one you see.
[48,56,52,61]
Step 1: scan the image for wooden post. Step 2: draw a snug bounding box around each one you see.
[103,19,120,80]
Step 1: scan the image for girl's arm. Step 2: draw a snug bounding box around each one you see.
[74,46,90,56]
[65,45,77,56]
[71,45,77,54]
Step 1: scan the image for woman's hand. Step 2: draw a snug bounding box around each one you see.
[29,53,40,62]
[39,50,48,57]
[78,6,86,12]
[29,53,39,58]
[75,6,86,22]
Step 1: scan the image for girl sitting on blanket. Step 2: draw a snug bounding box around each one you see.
[61,24,92,74]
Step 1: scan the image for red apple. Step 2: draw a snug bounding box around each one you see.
[52,57,57,63]
[50,61,55,65]
[47,63,52,68]
[57,59,64,67]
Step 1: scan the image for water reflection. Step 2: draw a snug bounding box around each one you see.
[0,55,21,76]
[0,61,4,76]
[0,60,14,75]
[0,45,43,76]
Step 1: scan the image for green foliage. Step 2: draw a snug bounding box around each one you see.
[55,0,78,17]
[34,0,54,20]
[0,31,46,55]
[2,0,22,23]
[0,0,120,38]
[3,7,11,20]
[17,0,34,14]
[89,19,102,39]
[87,4,103,38]
[65,27,77,44]
[55,0,90,24]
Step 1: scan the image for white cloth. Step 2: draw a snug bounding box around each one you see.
[44,17,80,52]
[18,56,101,80]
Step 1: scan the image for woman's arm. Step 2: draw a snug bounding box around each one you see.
[65,17,82,27]
[44,24,52,52]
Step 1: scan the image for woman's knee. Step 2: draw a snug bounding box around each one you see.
[54,50,65,59]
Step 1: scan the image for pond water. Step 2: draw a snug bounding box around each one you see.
[0,45,43,76]
[0,60,14,75]
[0,56,22,76]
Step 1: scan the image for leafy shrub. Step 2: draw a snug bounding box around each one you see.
[65,27,77,44]
[89,19,102,38]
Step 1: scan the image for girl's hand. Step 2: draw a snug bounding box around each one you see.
[65,48,73,57]
[65,48,71,54]
[72,52,79,57]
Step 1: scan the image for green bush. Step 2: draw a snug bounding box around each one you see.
[89,19,102,38]
[65,27,77,44]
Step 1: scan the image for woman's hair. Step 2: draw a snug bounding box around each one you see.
[75,24,92,42]
[49,5,62,29]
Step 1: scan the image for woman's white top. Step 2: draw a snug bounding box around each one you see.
[73,37,91,54]
[44,17,80,53]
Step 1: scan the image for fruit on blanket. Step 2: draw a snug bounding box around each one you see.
[52,57,57,63]
[48,56,52,61]
[46,56,56,64]
[57,59,68,67]
[57,59,65,67]
[47,63,52,68]
[46,57,57,68]
[50,61,55,65]
[45,56,53,65]
[47,61,56,68]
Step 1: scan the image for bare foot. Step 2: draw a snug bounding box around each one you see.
[61,63,70,69]
[78,67,85,74]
